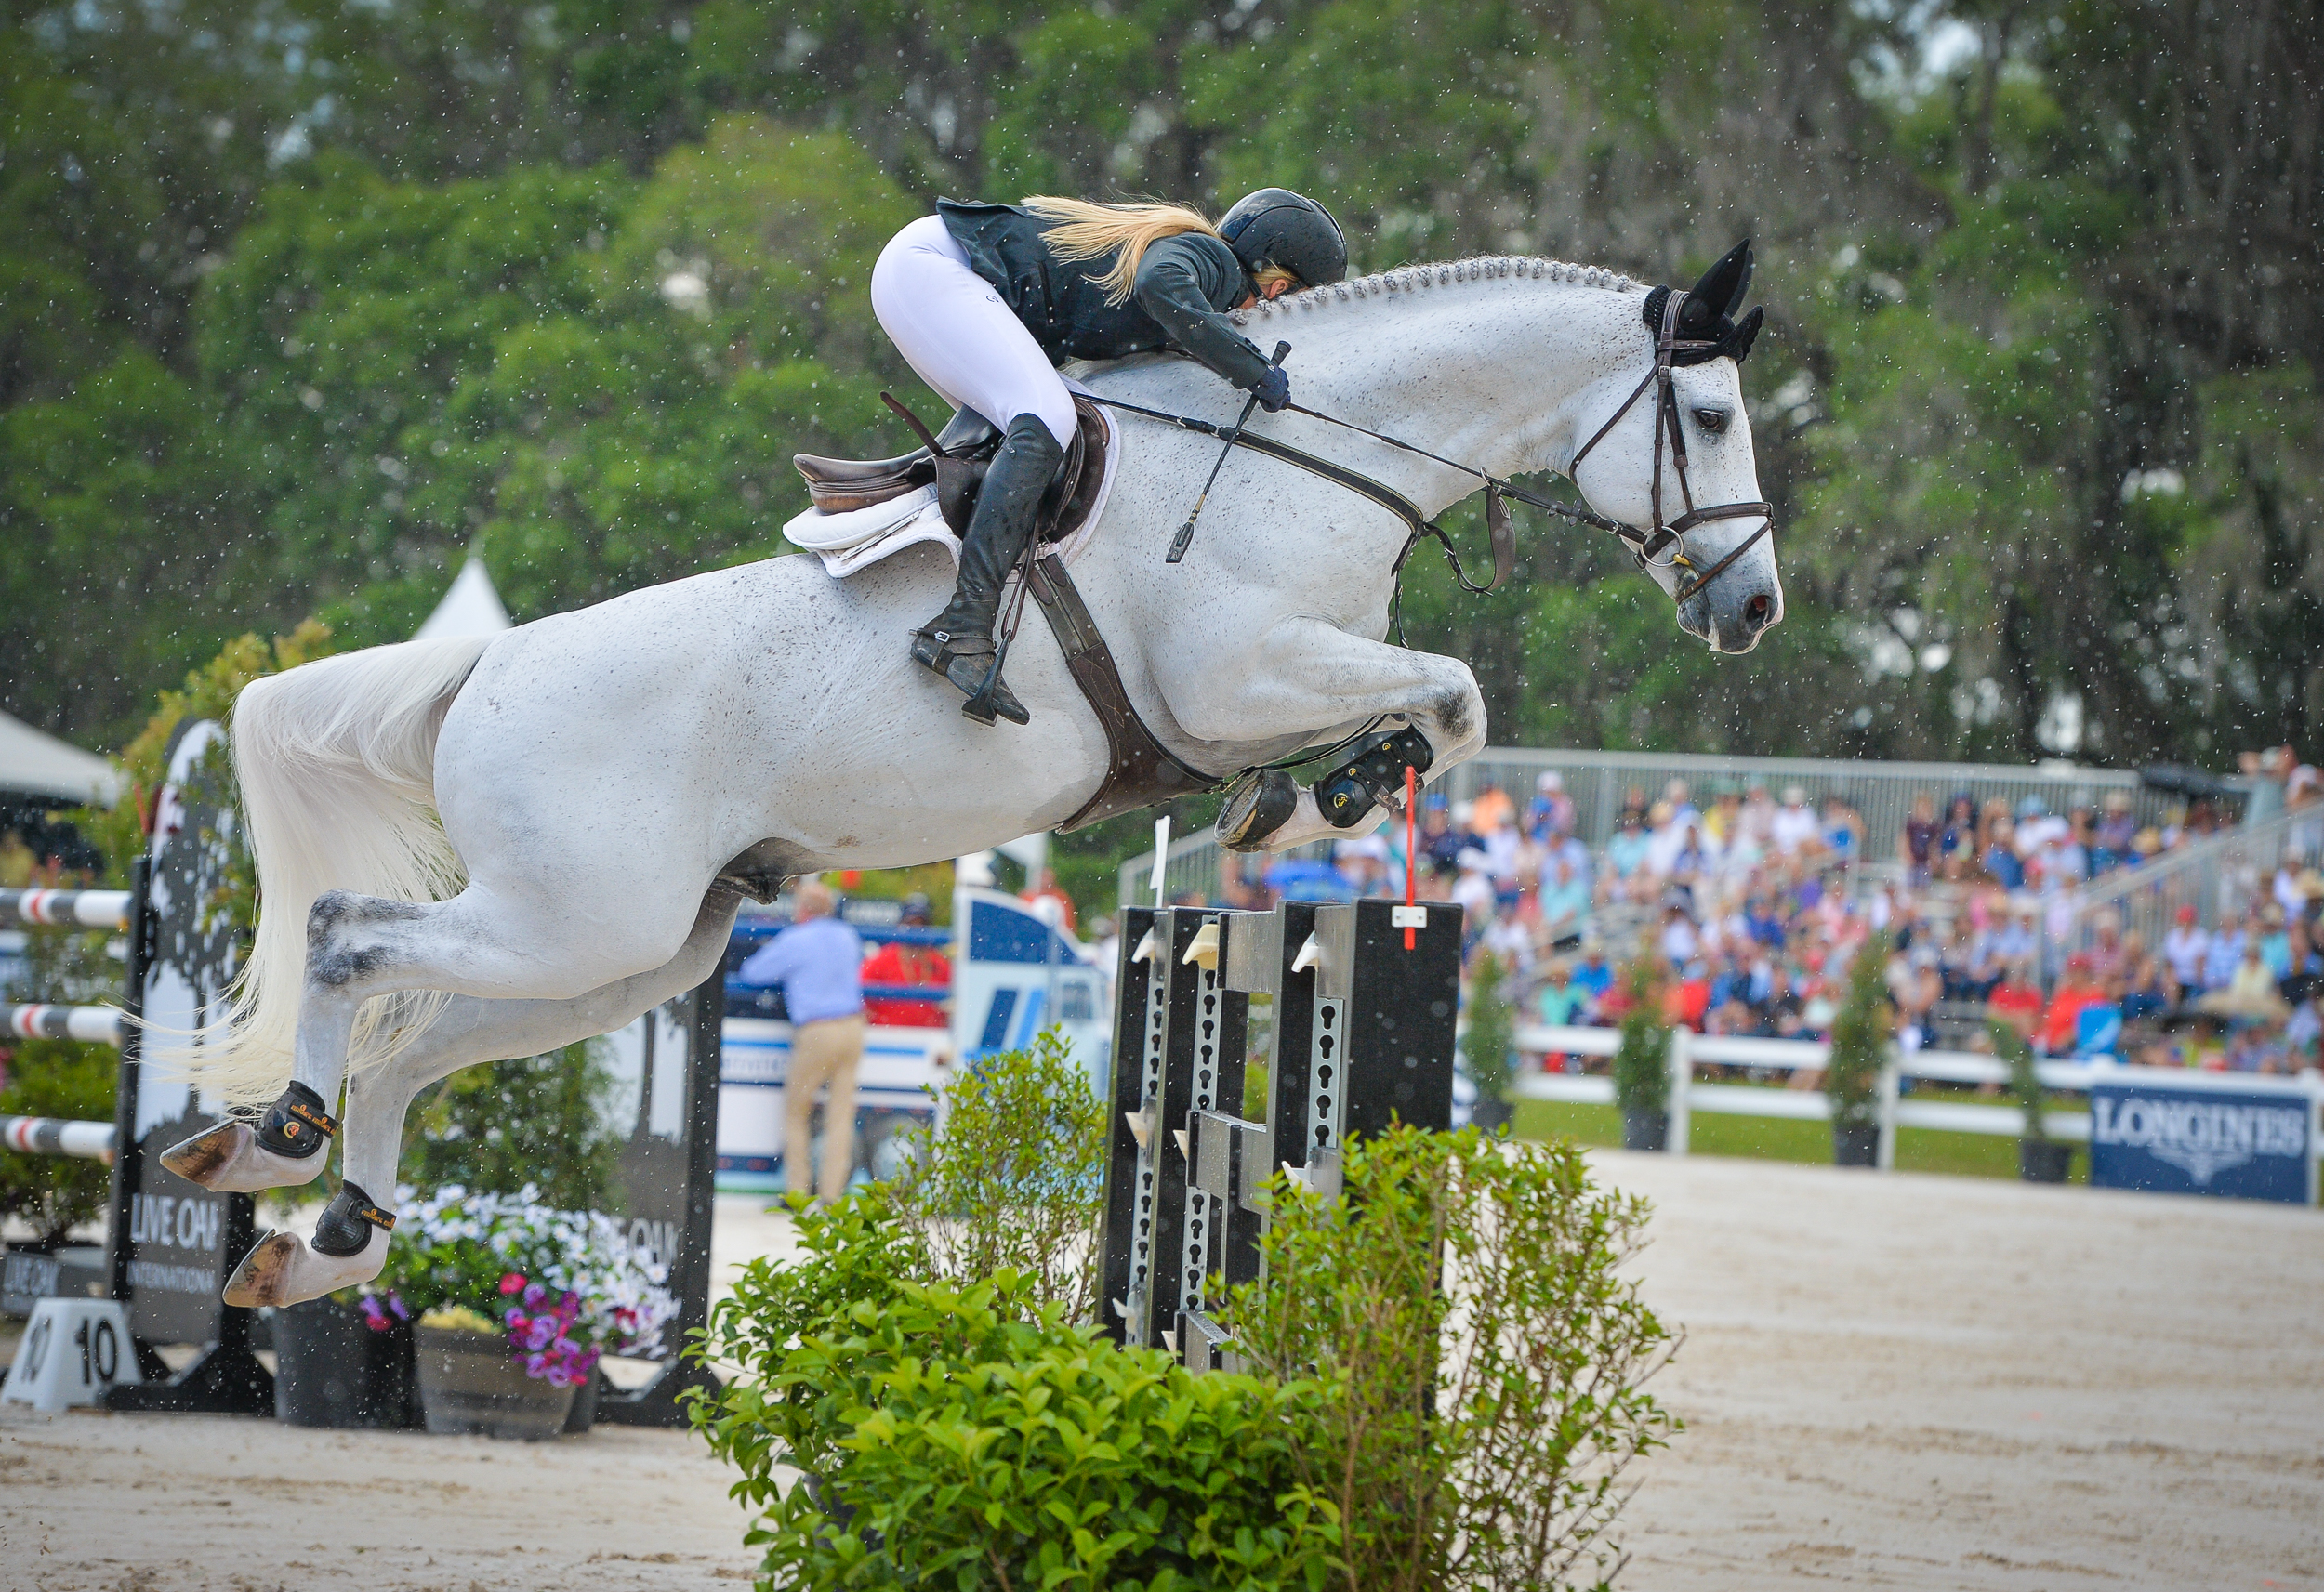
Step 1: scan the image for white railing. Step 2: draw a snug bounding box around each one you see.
[1512,1024,2323,1185]
[2060,800,2324,956]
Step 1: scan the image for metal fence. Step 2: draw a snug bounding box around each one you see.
[2061,801,2324,954]
[1438,747,2193,853]
[1119,745,2217,907]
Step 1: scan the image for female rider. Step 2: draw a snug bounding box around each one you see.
[869,189,1349,726]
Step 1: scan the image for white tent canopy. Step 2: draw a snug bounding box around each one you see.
[413,555,513,641]
[0,710,120,807]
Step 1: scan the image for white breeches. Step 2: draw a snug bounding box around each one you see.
[871,215,1079,450]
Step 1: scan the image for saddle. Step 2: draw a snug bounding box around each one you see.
[793,395,1215,831]
[794,396,1110,546]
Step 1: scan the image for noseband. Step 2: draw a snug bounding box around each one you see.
[1566,288,1774,605]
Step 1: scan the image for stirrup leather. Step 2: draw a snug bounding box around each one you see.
[256,1080,337,1159]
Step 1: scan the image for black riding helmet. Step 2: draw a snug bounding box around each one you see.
[1219,189,1348,290]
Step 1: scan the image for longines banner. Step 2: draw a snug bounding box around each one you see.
[2087,1072,2318,1205]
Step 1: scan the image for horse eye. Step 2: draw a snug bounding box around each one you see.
[1693,407,1730,435]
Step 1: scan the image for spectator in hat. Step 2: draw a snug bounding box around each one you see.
[1527,770,1576,839]
[2202,914,2249,991]
[1981,816,2025,890]
[1771,786,1819,857]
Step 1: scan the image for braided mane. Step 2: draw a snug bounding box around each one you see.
[1229,255,1642,327]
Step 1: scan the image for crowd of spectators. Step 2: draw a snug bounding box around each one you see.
[1202,746,2324,1078]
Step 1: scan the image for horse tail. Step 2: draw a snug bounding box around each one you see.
[189,635,492,1110]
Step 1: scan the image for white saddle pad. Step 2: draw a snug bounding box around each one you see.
[785,391,1119,579]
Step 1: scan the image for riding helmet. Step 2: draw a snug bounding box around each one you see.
[1219,189,1348,289]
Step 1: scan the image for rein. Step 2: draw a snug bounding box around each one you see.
[1089,285,1776,609]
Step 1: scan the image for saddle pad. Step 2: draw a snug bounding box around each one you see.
[787,385,1119,580]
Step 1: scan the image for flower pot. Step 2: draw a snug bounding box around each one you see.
[561,1368,599,1434]
[414,1324,574,1441]
[1831,1122,1881,1167]
[273,1297,419,1428]
[1620,1109,1669,1151]
[1471,1094,1515,1135]
[2017,1138,2073,1184]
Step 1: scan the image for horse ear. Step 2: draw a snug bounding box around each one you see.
[1691,239,1753,321]
[1721,305,1764,363]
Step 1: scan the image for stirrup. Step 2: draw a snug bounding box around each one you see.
[912,628,1029,727]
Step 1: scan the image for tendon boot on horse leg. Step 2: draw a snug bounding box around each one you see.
[1219,725,1437,851]
[158,1077,337,1193]
[911,413,1064,726]
[223,1179,396,1309]
[1314,725,1436,829]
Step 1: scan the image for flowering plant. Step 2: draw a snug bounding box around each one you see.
[363,1185,678,1387]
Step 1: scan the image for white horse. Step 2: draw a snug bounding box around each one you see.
[162,244,1781,1306]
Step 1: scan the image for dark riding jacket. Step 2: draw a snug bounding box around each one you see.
[937,200,1274,391]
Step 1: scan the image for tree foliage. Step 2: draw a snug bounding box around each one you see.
[2,0,2314,775]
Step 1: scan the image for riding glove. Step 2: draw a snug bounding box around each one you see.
[1250,364,1291,413]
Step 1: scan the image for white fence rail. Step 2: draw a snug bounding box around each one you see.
[1513,1024,2323,1182]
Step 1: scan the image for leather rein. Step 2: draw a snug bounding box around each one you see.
[1089,286,1775,608]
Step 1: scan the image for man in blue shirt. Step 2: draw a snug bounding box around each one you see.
[739,879,865,1204]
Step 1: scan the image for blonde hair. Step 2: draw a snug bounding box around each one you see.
[1023,195,1300,306]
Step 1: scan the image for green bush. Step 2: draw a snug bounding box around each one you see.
[690,1035,1679,1592]
[883,1027,1108,1322]
[693,1195,1335,1589]
[0,923,127,1243]
[1824,947,1892,1132]
[1609,956,1670,1117]
[401,1041,621,1212]
[1229,1126,1677,1592]
[1992,1019,2047,1141]
[1461,953,1515,1130]
[0,1038,116,1243]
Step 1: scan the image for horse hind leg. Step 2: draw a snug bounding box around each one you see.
[162,894,446,1194]
[222,887,744,1309]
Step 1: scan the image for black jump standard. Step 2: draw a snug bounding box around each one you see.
[1095,897,1462,1369]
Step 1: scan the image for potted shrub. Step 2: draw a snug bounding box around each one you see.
[369,1186,677,1441]
[272,1290,419,1428]
[1461,951,1517,1134]
[1610,956,1671,1151]
[1995,1020,2072,1183]
[1823,944,1891,1167]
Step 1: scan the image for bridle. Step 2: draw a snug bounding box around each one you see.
[1565,287,1774,605]
[1089,283,1776,610]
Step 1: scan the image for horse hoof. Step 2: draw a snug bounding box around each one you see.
[220,1225,387,1309]
[158,1120,324,1193]
[1218,768,1300,851]
[221,1231,301,1309]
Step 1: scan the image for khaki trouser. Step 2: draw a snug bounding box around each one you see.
[786,1013,866,1204]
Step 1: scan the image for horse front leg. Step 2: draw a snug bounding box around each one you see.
[1166,616,1487,853]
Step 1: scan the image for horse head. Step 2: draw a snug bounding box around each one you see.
[1564,240,1782,654]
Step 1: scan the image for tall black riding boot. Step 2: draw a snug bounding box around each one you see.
[912,413,1063,726]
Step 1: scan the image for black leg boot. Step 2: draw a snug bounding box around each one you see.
[912,413,1063,726]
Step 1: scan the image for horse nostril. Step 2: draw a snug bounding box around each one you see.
[1744,593,1773,628]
